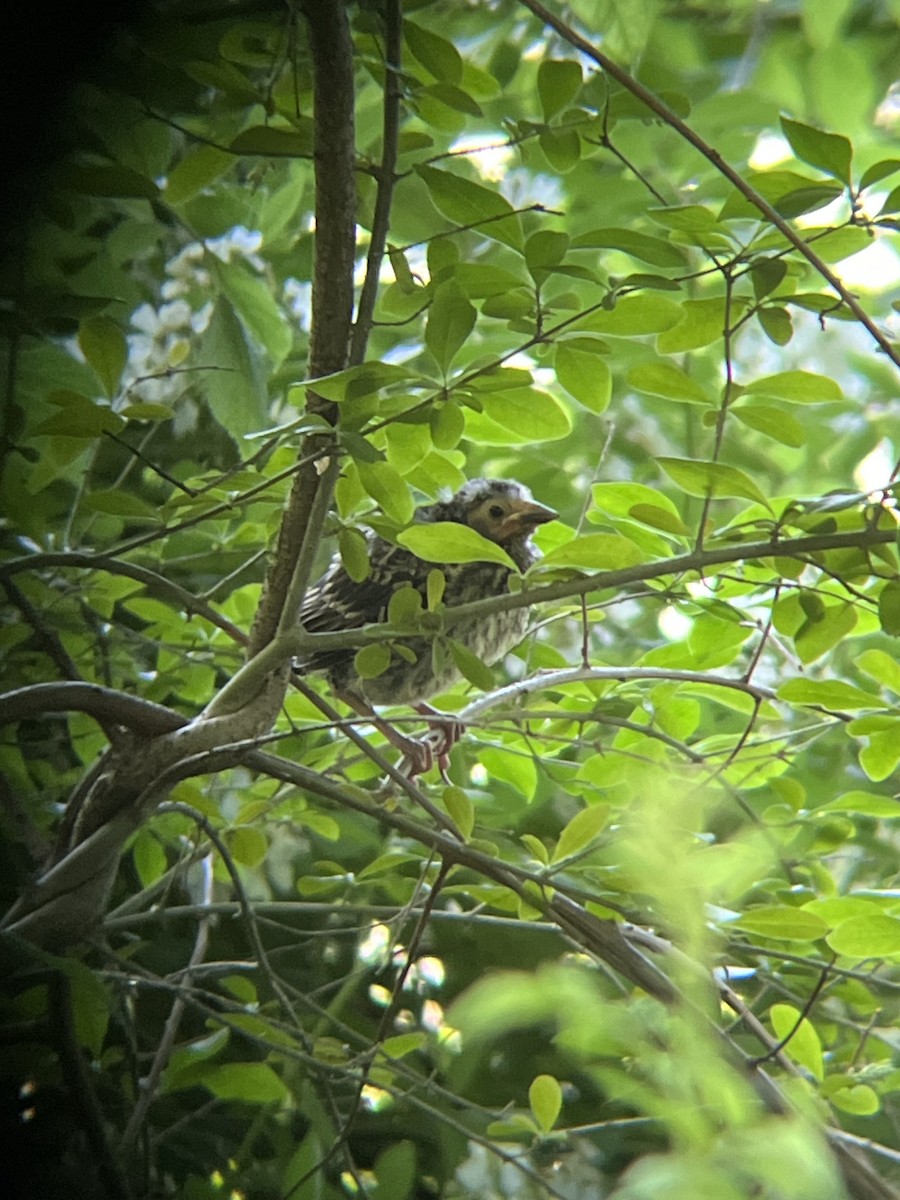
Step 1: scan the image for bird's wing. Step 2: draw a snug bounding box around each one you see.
[300,538,432,634]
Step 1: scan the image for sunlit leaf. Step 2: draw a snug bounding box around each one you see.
[397,523,517,570]
[555,342,612,412]
[826,914,900,957]
[529,1074,563,1133]
[731,907,828,942]
[656,457,772,509]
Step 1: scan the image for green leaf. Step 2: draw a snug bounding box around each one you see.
[657,298,738,353]
[627,361,713,405]
[453,263,529,298]
[857,730,900,782]
[198,297,267,437]
[553,804,610,862]
[83,490,160,521]
[628,504,690,536]
[163,1029,229,1090]
[467,387,572,444]
[426,568,445,610]
[422,82,483,118]
[215,260,292,365]
[541,533,643,571]
[757,307,794,346]
[425,282,476,373]
[397,523,517,570]
[58,163,160,199]
[857,648,900,694]
[539,127,581,173]
[430,400,465,449]
[339,527,370,583]
[405,20,463,83]
[479,747,537,802]
[555,343,611,412]
[795,600,857,664]
[525,230,570,272]
[656,457,772,509]
[229,124,313,157]
[373,1141,417,1200]
[202,1063,289,1104]
[777,678,881,710]
[826,914,900,958]
[226,825,268,868]
[592,481,683,521]
[821,790,900,818]
[538,59,582,120]
[750,258,788,299]
[859,158,900,190]
[742,370,842,403]
[35,391,126,438]
[577,294,682,336]
[132,831,167,888]
[647,204,722,233]
[731,403,805,447]
[769,1004,823,1081]
[449,639,496,690]
[878,579,900,635]
[571,227,686,267]
[443,786,474,839]
[355,643,392,680]
[78,316,127,397]
[165,145,233,204]
[529,1074,563,1133]
[416,164,523,251]
[828,1083,881,1116]
[781,117,853,185]
[731,906,828,942]
[357,461,415,524]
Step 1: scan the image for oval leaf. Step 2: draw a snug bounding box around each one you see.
[397,522,517,570]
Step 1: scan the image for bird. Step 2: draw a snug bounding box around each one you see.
[297,478,557,775]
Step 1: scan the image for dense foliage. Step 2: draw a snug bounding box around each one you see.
[2,1,900,1197]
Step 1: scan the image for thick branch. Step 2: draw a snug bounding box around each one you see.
[0,682,187,735]
[247,1,356,657]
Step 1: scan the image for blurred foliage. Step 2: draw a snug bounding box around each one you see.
[1,1,900,1198]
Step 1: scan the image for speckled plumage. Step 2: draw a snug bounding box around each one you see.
[298,479,556,704]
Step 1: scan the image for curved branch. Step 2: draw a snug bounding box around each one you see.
[458,666,775,726]
[0,682,187,735]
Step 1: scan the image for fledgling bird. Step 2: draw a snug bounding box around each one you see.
[297,478,557,774]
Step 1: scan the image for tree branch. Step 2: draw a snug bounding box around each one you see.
[247,0,356,657]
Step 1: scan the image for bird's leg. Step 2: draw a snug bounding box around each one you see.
[336,690,436,777]
[413,702,466,776]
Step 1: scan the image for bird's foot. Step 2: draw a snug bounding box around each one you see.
[414,704,466,778]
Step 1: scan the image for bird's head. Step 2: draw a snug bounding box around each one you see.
[448,478,557,546]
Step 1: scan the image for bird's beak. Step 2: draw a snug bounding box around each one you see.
[508,499,558,528]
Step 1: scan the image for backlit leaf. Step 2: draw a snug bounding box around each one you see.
[781,117,852,185]
[537,59,582,120]
[656,457,771,509]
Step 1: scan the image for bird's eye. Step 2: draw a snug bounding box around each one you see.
[488,504,505,519]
